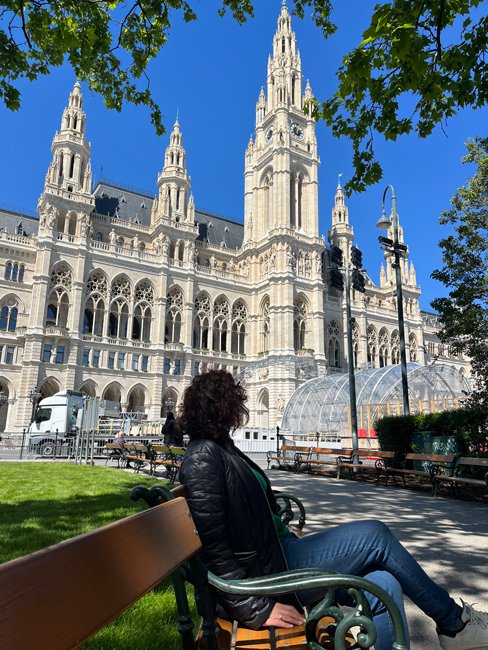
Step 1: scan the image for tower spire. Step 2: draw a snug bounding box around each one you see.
[155,119,192,223]
[243,2,319,240]
[39,81,93,207]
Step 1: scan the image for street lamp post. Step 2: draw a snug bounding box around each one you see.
[377,185,410,416]
[0,388,8,435]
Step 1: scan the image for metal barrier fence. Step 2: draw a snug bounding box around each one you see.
[0,432,165,464]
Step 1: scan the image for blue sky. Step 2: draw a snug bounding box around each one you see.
[0,1,485,310]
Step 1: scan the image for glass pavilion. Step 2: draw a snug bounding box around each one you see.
[281,363,470,436]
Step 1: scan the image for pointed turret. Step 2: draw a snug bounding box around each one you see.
[409,261,417,286]
[37,81,94,232]
[41,81,93,197]
[256,87,267,126]
[328,177,354,263]
[156,118,192,223]
[267,0,302,111]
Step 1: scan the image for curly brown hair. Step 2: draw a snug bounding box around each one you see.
[178,370,249,442]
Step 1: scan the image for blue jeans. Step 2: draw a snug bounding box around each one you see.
[282,519,462,650]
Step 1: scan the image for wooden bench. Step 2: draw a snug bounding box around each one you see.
[337,450,399,482]
[104,442,127,468]
[266,444,312,472]
[432,456,488,498]
[123,441,151,472]
[380,453,457,491]
[0,488,408,650]
[149,443,186,484]
[298,447,351,476]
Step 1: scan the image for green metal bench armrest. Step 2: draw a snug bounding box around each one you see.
[208,569,408,650]
[274,491,306,531]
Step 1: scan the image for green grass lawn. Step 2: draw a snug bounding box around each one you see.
[0,462,196,649]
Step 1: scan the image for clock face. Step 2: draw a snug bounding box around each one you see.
[291,122,304,140]
[265,127,274,143]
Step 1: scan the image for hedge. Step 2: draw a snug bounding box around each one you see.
[376,407,487,456]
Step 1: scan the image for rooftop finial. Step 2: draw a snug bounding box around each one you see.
[337,173,343,188]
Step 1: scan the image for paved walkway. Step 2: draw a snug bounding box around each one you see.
[264,468,488,649]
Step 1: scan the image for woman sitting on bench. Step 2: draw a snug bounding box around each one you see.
[179,370,488,650]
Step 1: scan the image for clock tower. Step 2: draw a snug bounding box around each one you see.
[243,0,319,243]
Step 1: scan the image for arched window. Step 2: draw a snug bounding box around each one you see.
[4,262,12,281]
[109,300,129,338]
[193,293,211,350]
[294,296,308,351]
[290,171,304,229]
[12,263,18,282]
[164,286,183,344]
[213,296,230,352]
[379,328,389,367]
[328,320,341,368]
[108,276,131,338]
[85,272,108,336]
[257,389,269,429]
[18,265,24,282]
[0,304,18,331]
[133,281,154,341]
[367,325,377,368]
[231,300,247,355]
[261,296,270,354]
[390,331,400,365]
[46,264,72,328]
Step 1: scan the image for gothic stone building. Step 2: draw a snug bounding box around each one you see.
[0,3,469,433]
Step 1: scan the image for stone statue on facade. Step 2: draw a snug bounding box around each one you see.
[276,396,285,413]
[109,229,117,245]
[47,206,58,229]
[80,214,90,237]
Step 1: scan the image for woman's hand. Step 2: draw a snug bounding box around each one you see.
[263,603,306,628]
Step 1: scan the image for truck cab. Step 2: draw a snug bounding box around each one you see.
[28,390,84,456]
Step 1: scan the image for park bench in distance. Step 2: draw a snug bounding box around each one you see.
[104,441,128,468]
[432,456,488,499]
[266,444,312,472]
[0,487,408,650]
[379,453,457,492]
[122,441,152,473]
[336,449,399,481]
[297,447,351,476]
[149,443,186,484]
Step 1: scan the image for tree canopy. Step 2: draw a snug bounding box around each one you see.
[431,137,488,410]
[1,1,486,193]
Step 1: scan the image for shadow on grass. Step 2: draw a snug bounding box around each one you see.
[0,463,159,563]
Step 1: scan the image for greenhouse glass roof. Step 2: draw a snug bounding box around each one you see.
[281,363,470,435]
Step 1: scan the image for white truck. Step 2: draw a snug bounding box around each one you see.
[27,390,125,457]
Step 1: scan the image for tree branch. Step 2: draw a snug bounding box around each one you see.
[436,0,445,62]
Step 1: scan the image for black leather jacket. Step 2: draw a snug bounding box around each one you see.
[180,438,300,629]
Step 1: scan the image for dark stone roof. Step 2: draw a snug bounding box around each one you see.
[93,179,244,249]
[194,210,243,249]
[0,180,245,249]
[94,180,153,226]
[0,206,39,237]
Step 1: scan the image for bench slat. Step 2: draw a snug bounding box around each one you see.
[0,498,200,650]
